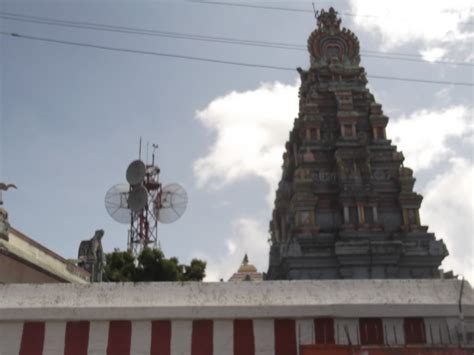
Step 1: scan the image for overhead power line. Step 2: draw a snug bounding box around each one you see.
[1,32,295,71]
[188,0,370,17]
[1,11,473,67]
[190,0,474,26]
[1,31,473,87]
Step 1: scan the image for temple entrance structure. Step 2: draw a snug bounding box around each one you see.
[267,8,448,280]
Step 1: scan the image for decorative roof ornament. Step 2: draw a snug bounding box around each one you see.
[229,254,263,282]
[0,183,17,206]
[307,7,360,67]
[0,207,9,241]
[238,254,257,273]
[0,183,16,241]
[317,7,341,32]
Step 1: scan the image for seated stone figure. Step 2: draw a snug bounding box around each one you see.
[78,229,105,282]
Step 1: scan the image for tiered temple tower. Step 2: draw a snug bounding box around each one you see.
[267,8,449,280]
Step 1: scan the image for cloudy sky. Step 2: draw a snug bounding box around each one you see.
[1,0,472,282]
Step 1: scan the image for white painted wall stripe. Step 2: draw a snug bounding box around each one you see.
[296,319,314,355]
[296,319,314,346]
[335,318,359,345]
[445,317,459,345]
[213,320,233,355]
[88,321,109,355]
[254,319,274,355]
[131,321,152,355]
[43,321,66,355]
[425,318,453,345]
[171,320,192,355]
[0,322,23,355]
[383,318,405,345]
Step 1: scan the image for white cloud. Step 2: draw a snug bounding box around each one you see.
[421,157,474,282]
[388,106,473,283]
[349,0,473,51]
[199,217,269,282]
[387,106,472,171]
[420,48,447,62]
[193,81,298,204]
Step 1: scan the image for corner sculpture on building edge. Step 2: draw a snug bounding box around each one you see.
[267,7,449,280]
[0,183,17,241]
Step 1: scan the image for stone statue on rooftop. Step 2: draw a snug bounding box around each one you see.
[78,229,106,282]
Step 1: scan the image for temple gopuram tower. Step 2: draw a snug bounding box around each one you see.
[267,8,449,280]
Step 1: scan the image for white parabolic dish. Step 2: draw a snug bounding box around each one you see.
[128,185,148,212]
[126,160,146,185]
[156,183,188,224]
[104,183,131,224]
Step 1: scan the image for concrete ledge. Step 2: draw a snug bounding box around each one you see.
[0,228,90,284]
[0,279,472,320]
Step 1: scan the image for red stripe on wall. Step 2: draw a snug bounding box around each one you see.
[234,319,255,355]
[19,322,45,355]
[315,318,335,344]
[359,318,384,345]
[151,320,171,355]
[107,320,132,355]
[404,317,426,344]
[275,319,297,355]
[192,320,213,355]
[64,321,90,355]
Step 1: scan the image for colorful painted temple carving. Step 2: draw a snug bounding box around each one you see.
[267,8,449,280]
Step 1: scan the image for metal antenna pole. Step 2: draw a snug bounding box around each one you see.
[138,137,142,160]
[152,144,158,166]
[146,142,149,165]
[312,2,319,19]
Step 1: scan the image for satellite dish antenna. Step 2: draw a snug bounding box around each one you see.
[156,183,188,224]
[104,184,131,224]
[126,160,146,185]
[128,185,148,212]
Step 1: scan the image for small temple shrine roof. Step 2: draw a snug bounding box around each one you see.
[228,254,263,282]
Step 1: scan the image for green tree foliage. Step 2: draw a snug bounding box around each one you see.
[104,250,136,282]
[183,259,207,281]
[104,248,206,282]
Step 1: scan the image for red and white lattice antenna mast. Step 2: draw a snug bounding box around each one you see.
[105,141,187,257]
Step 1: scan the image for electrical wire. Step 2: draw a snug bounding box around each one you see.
[1,31,473,87]
[189,0,379,18]
[190,0,474,26]
[0,11,468,63]
[1,32,295,71]
[1,11,473,67]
